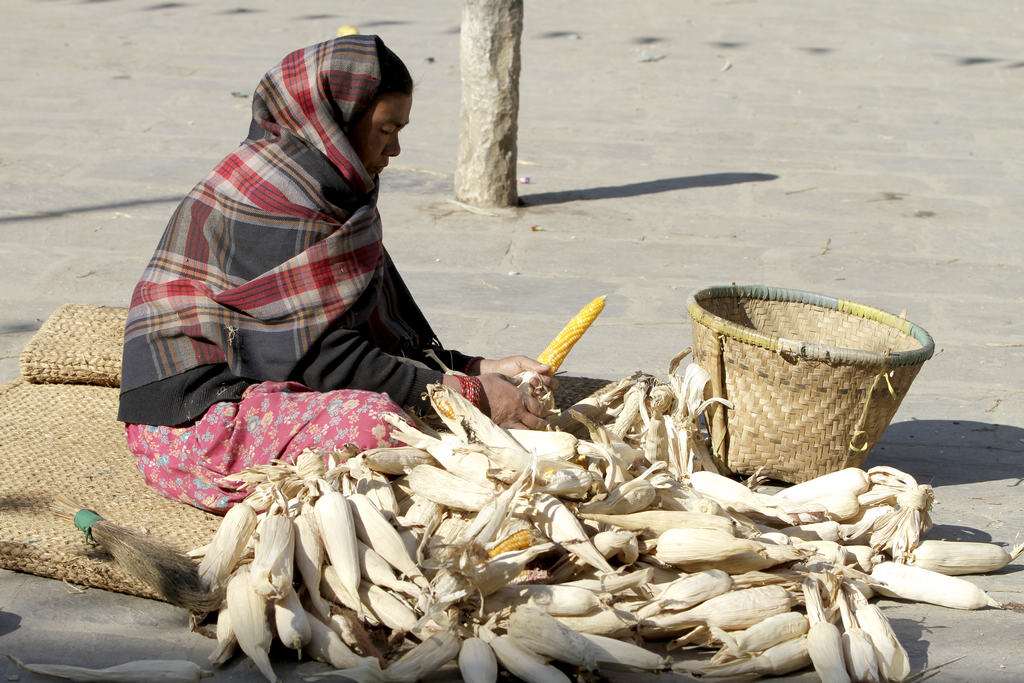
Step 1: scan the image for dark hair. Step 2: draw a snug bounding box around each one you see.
[375,37,414,97]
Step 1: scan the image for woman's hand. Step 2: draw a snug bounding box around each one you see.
[476,356,559,391]
[477,373,548,430]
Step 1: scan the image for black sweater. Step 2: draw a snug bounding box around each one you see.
[117,324,472,427]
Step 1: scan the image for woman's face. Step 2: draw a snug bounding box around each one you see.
[348,92,412,177]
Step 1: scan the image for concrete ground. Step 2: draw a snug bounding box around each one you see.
[1,0,1022,680]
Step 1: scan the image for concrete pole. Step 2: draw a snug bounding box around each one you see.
[454,0,523,207]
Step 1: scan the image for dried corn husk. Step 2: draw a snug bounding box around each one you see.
[803,576,850,683]
[361,446,435,475]
[209,604,236,666]
[315,490,361,608]
[562,567,653,595]
[359,583,418,635]
[656,528,766,567]
[871,561,1000,610]
[407,464,496,511]
[679,636,811,678]
[907,539,1024,576]
[712,611,808,661]
[348,493,428,589]
[553,607,637,638]
[272,587,311,651]
[459,637,498,683]
[521,493,613,574]
[509,429,579,461]
[486,633,572,683]
[849,587,910,682]
[225,565,277,683]
[485,584,603,616]
[639,585,795,638]
[837,586,880,683]
[578,509,734,537]
[780,521,842,542]
[198,501,257,592]
[508,606,603,671]
[645,570,733,613]
[580,632,669,671]
[250,511,295,600]
[305,611,362,669]
[379,631,461,682]
[6,656,211,683]
[293,509,330,621]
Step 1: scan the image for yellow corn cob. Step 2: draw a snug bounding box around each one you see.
[489,529,533,557]
[431,389,458,419]
[537,295,606,372]
[473,542,557,596]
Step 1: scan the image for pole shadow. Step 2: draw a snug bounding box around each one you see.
[0,197,182,224]
[519,172,777,206]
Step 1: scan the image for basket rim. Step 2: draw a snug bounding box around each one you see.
[687,284,935,367]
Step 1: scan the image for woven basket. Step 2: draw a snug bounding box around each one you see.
[688,285,934,483]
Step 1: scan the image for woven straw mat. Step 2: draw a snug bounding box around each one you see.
[0,379,222,600]
[19,303,126,387]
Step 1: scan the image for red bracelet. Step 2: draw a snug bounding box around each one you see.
[454,374,483,407]
[464,356,485,374]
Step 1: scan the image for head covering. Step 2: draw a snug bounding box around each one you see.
[121,35,433,393]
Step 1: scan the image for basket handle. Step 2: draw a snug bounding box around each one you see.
[706,332,732,472]
[849,370,898,452]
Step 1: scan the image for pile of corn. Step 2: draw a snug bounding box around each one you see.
[192,359,1020,682]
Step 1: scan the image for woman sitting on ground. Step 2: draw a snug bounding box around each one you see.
[118,35,554,513]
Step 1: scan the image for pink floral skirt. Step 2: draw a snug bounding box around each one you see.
[125,381,408,513]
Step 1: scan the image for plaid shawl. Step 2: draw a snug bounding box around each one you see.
[122,35,435,393]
